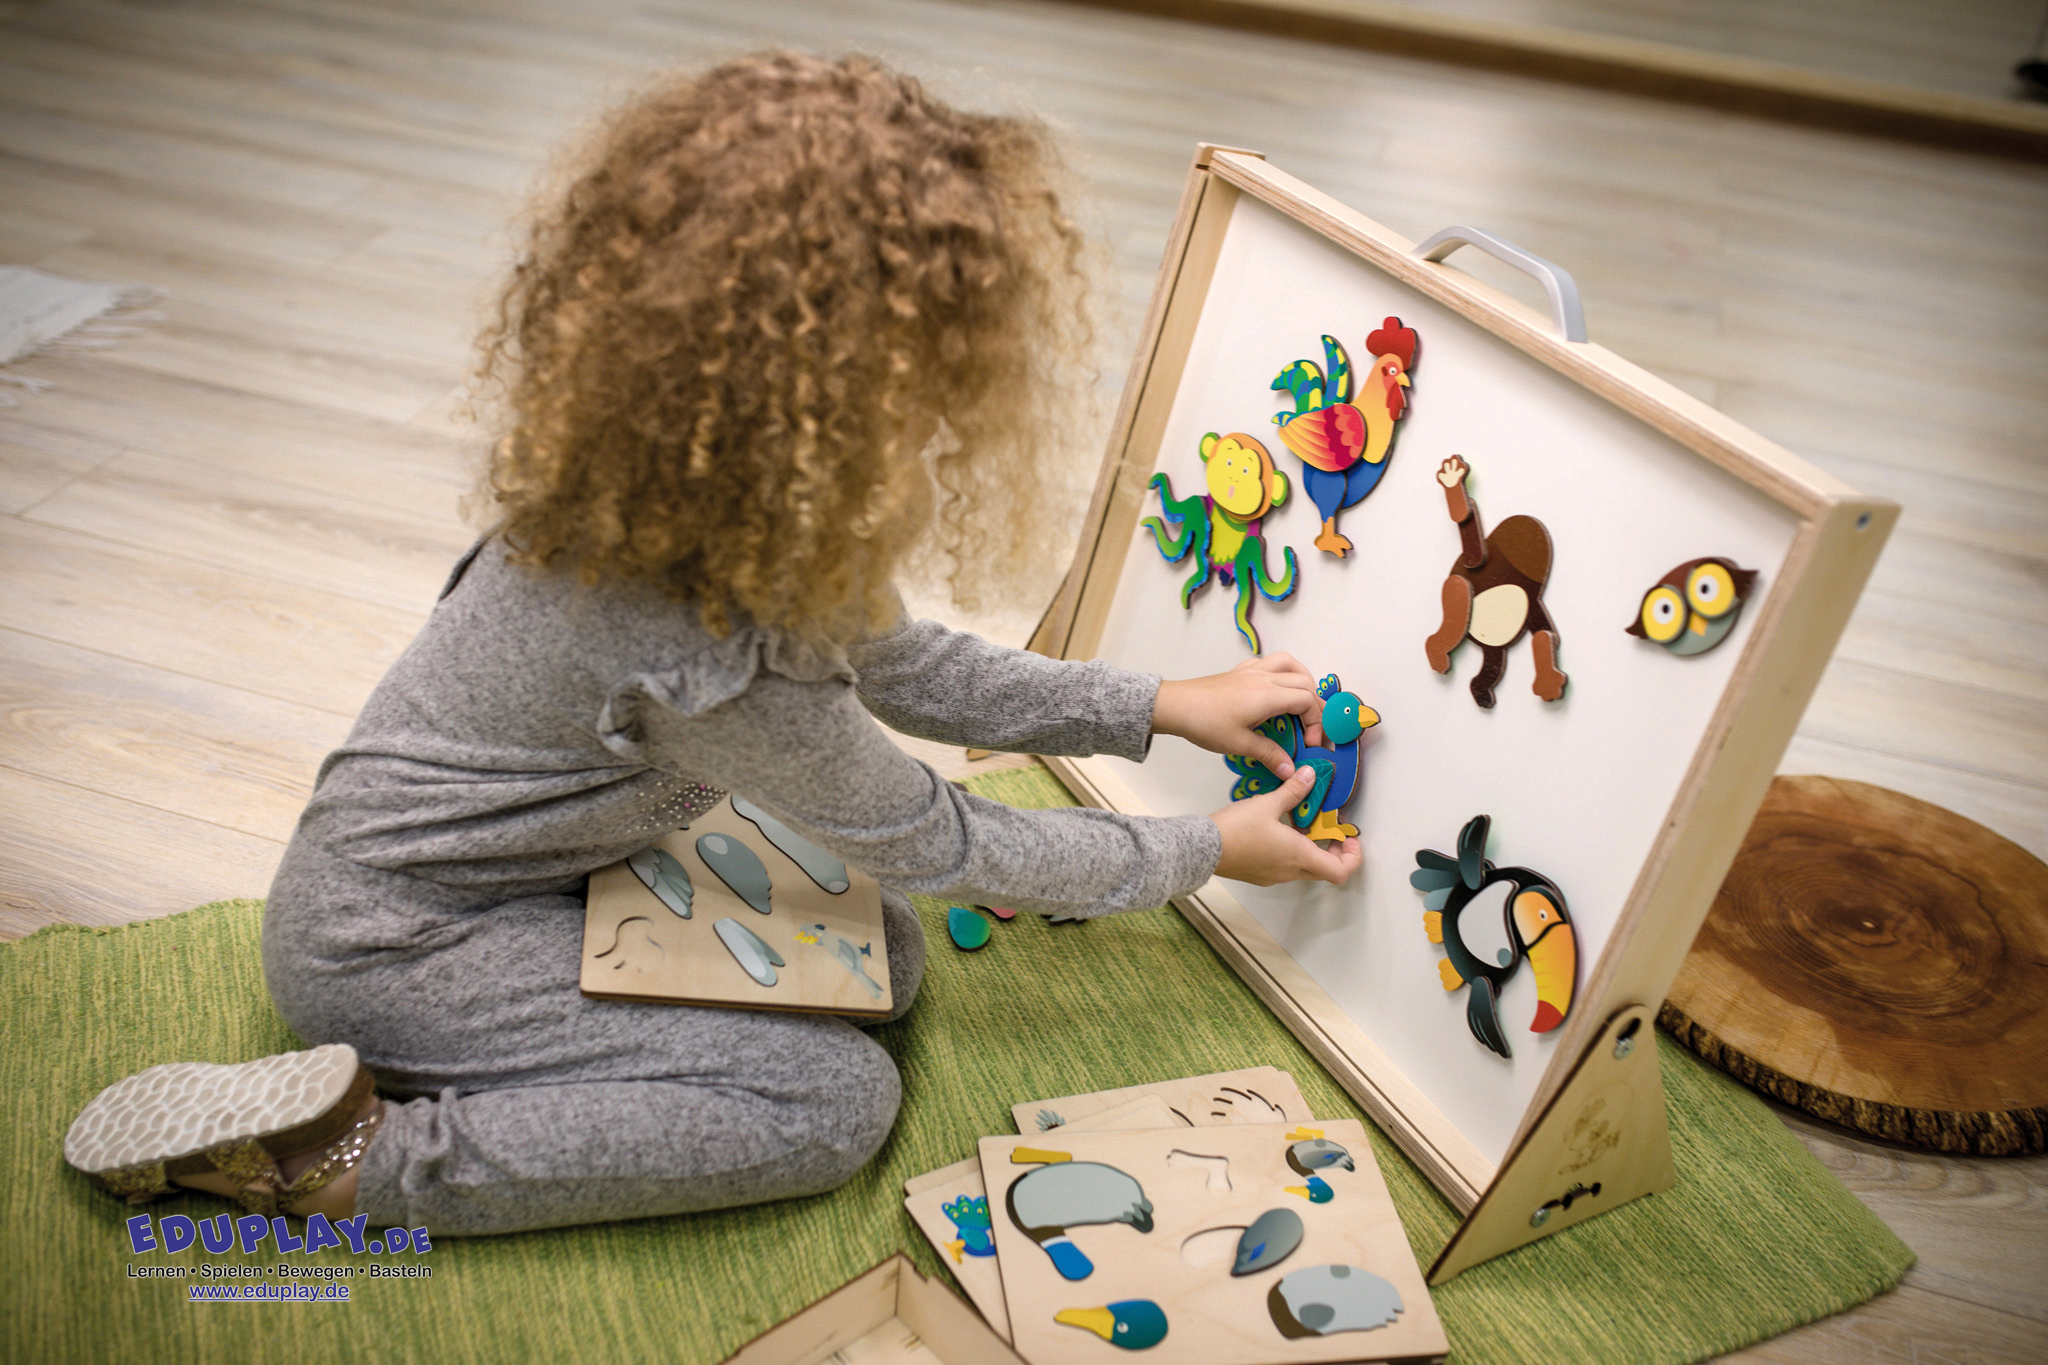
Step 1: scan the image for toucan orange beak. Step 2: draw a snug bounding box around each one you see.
[1524,923,1576,1033]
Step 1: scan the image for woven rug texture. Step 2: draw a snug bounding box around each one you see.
[2,765,1910,1364]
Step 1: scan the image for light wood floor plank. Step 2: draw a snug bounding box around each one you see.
[71,295,461,427]
[0,103,378,214]
[0,766,284,940]
[0,418,123,515]
[0,516,422,716]
[1856,530,2048,628]
[1777,735,2048,862]
[1719,1283,2048,1364]
[3,360,474,518]
[0,627,350,841]
[1832,591,2048,706]
[0,150,392,273]
[1798,658,2048,792]
[23,450,472,615]
[1773,1107,2048,1325]
[1393,0,2042,105]
[32,234,479,365]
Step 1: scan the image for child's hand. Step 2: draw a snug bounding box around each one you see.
[1209,768,1362,887]
[1154,654,1325,777]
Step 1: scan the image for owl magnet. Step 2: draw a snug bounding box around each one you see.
[1628,557,1759,657]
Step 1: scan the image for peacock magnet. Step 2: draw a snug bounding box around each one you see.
[1224,674,1380,844]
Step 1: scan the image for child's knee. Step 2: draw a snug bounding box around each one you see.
[876,888,926,1022]
[804,1031,901,1189]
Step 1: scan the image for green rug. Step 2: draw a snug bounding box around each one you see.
[2,766,1908,1365]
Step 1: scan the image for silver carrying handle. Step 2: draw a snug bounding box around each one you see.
[1413,226,1587,343]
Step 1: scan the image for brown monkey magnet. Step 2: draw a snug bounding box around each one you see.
[1423,455,1567,709]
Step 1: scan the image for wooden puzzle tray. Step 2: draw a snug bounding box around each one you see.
[580,796,892,1017]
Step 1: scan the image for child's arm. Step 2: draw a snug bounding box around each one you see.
[847,615,1163,760]
[630,668,1215,916]
[846,618,1323,768]
[621,668,1358,915]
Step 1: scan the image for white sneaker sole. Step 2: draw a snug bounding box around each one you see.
[65,1043,369,1177]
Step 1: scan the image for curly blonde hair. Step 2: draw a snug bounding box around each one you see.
[477,51,1090,640]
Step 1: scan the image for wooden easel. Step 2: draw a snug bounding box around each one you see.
[1019,144,1892,1280]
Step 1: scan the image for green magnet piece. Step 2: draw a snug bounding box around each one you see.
[697,832,772,913]
[948,906,992,951]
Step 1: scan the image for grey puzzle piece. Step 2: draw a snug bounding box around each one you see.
[734,796,850,894]
[627,846,693,919]
[1269,1264,1402,1338]
[696,832,772,913]
[713,917,784,987]
[1008,1161,1154,1239]
[1287,1138,1355,1175]
[1232,1207,1304,1276]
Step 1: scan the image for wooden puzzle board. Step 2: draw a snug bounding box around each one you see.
[905,1070,1316,1340]
[580,798,891,1017]
[980,1122,1446,1365]
[905,1157,1013,1342]
[1012,1066,1312,1136]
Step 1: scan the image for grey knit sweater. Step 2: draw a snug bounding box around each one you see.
[281,541,1223,922]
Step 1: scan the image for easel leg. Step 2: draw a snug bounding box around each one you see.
[1427,1003,1676,1283]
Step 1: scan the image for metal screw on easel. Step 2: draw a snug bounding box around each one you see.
[1613,1015,1643,1060]
[1528,1206,1552,1228]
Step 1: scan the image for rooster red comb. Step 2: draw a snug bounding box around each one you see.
[1366,316,1418,370]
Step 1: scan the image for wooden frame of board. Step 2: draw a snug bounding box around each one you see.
[717,1253,1026,1365]
[1027,146,1897,1281]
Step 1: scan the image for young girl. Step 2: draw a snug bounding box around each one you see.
[63,52,1360,1237]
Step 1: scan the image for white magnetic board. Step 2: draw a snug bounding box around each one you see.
[1091,191,1802,1165]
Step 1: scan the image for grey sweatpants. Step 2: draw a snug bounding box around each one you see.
[264,841,925,1236]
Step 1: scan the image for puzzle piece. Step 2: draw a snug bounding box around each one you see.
[734,796,850,893]
[696,832,772,913]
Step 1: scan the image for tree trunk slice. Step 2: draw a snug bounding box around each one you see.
[1661,775,2048,1156]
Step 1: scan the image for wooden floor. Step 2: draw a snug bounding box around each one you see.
[1368,0,2048,103]
[0,0,2042,1359]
